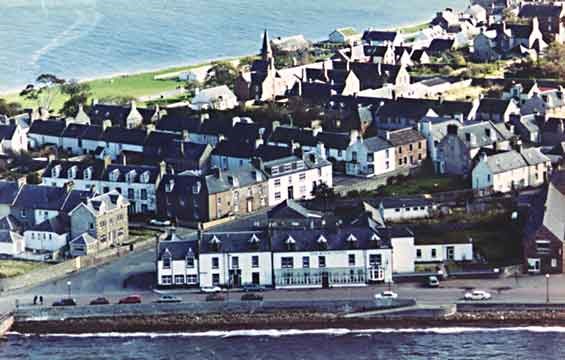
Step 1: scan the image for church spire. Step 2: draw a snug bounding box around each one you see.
[261,29,273,61]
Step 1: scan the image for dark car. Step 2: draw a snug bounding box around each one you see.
[242,284,266,292]
[89,297,110,305]
[154,295,182,303]
[52,298,77,307]
[205,293,225,302]
[118,295,142,304]
[241,293,263,301]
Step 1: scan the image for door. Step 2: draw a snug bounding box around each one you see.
[287,186,294,200]
[231,270,242,288]
[321,272,329,288]
[247,198,253,213]
[252,272,260,285]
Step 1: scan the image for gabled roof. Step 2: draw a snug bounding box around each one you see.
[0,181,20,205]
[200,231,270,253]
[268,199,323,220]
[13,184,68,210]
[386,128,425,146]
[520,147,550,166]
[29,120,65,137]
[61,123,90,139]
[158,235,198,260]
[427,38,455,53]
[144,130,181,147]
[255,144,293,162]
[269,126,317,147]
[0,125,16,140]
[30,214,69,235]
[477,98,513,115]
[482,150,528,174]
[212,140,255,159]
[519,3,564,18]
[89,103,156,127]
[101,164,160,183]
[316,131,351,150]
[0,215,21,231]
[70,232,97,246]
[362,30,399,42]
[205,164,266,194]
[44,160,105,181]
[102,127,147,146]
[363,136,394,152]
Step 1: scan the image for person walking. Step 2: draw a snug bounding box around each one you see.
[39,296,43,305]
[33,295,37,305]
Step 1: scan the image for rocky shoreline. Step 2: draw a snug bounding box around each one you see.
[13,310,565,334]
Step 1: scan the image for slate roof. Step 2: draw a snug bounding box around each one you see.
[70,232,97,246]
[77,190,128,215]
[102,127,147,146]
[0,231,22,244]
[519,4,564,18]
[483,150,528,174]
[362,30,399,43]
[212,140,255,158]
[144,130,181,147]
[363,136,394,152]
[29,120,65,137]
[269,126,317,147]
[156,107,201,133]
[255,144,293,162]
[205,164,267,194]
[44,161,105,181]
[0,125,16,140]
[0,181,20,205]
[477,98,512,115]
[270,225,393,252]
[164,141,210,161]
[82,125,103,140]
[61,190,96,213]
[387,128,425,146]
[12,184,68,210]
[375,98,474,120]
[61,123,89,138]
[102,164,161,183]
[427,38,455,53]
[268,200,323,220]
[520,147,550,166]
[30,214,69,235]
[158,235,198,260]
[0,215,21,231]
[457,121,513,148]
[316,131,351,150]
[89,104,156,127]
[200,231,270,253]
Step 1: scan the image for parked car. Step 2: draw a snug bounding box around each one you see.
[52,298,77,307]
[89,297,110,305]
[149,219,172,227]
[464,290,492,301]
[241,293,264,301]
[242,284,266,292]
[205,293,225,302]
[118,295,142,304]
[155,295,182,303]
[374,291,398,299]
[201,286,222,293]
[427,276,440,288]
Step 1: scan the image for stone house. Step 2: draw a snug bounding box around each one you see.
[384,128,427,171]
[68,190,129,256]
[475,98,520,123]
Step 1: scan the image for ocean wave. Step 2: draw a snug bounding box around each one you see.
[8,327,565,339]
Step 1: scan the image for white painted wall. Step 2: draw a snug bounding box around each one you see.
[416,243,473,262]
[267,164,332,206]
[24,230,68,252]
[391,236,416,273]
[198,252,272,288]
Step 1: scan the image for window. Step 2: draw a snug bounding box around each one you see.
[281,257,294,268]
[369,254,381,266]
[89,222,94,230]
[536,241,551,254]
[141,189,147,200]
[318,256,326,268]
[174,275,185,284]
[385,149,389,158]
[163,257,171,269]
[416,249,422,258]
[275,192,281,200]
[302,256,310,268]
[299,173,306,181]
[367,153,374,162]
[418,142,422,149]
[446,246,455,260]
[274,179,281,187]
[348,254,355,266]
[20,209,26,218]
[431,249,437,258]
[231,256,239,269]
[212,257,219,269]
[186,256,195,268]
[186,275,198,284]
[351,151,357,162]
[385,161,390,169]
[128,189,134,199]
[252,255,259,268]
[552,258,558,268]
[409,144,413,151]
[212,274,220,285]
[161,275,172,285]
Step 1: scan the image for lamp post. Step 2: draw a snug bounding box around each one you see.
[545,273,550,304]
[67,281,72,299]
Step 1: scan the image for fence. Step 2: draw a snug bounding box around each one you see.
[0,236,157,294]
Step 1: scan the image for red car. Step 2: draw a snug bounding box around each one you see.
[118,295,142,304]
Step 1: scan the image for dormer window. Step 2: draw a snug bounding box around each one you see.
[346,233,358,249]
[84,167,93,180]
[209,235,221,252]
[162,249,172,269]
[192,181,201,194]
[249,234,260,243]
[67,165,77,179]
[370,233,380,242]
[110,169,120,182]
[317,234,328,250]
[285,235,296,251]
[185,248,195,268]
[140,171,150,184]
[165,179,175,193]
[126,170,137,183]
[51,165,61,178]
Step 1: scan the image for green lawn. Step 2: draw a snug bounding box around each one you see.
[380,175,469,197]
[1,56,244,113]
[0,260,48,279]
[397,22,430,34]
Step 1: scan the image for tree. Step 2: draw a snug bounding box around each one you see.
[311,182,336,213]
[60,79,91,118]
[204,61,238,88]
[20,73,65,112]
[184,79,202,97]
[0,99,22,117]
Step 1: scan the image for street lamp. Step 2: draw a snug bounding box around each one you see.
[545,273,550,303]
[67,281,72,299]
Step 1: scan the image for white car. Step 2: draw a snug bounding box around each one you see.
[200,286,222,293]
[374,291,398,299]
[464,290,492,301]
[149,219,172,227]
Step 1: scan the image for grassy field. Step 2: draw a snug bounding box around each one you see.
[380,175,469,197]
[0,259,48,279]
[397,22,430,34]
[1,56,244,113]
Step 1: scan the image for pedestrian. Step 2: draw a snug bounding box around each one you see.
[39,296,43,305]
[33,295,37,305]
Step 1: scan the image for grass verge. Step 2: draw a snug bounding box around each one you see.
[0,259,48,279]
